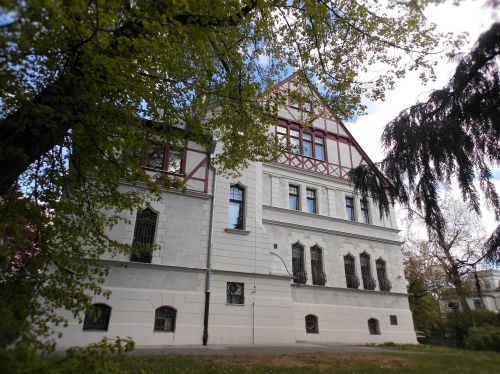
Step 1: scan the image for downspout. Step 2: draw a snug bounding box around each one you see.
[203,153,217,345]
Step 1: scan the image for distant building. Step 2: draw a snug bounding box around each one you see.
[56,72,417,347]
[439,269,500,314]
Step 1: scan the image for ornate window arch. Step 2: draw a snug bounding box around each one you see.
[376,257,392,292]
[360,251,376,290]
[83,303,111,331]
[305,314,319,334]
[344,253,359,289]
[154,306,176,332]
[292,242,307,284]
[310,245,326,286]
[131,206,158,263]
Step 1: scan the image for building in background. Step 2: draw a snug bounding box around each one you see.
[56,72,417,347]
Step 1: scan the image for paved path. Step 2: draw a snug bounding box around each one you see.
[127,343,402,356]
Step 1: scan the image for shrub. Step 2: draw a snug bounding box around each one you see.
[464,325,500,352]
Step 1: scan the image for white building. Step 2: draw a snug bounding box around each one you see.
[57,72,417,348]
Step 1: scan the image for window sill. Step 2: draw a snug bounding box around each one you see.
[225,303,245,306]
[224,228,250,235]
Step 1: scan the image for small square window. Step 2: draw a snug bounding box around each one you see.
[390,315,398,325]
[227,282,244,304]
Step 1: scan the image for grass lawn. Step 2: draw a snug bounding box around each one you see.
[111,345,500,373]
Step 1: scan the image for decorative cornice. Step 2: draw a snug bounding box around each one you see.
[120,181,211,200]
[291,283,409,297]
[211,268,294,280]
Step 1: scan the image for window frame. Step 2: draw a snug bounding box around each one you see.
[292,242,307,284]
[311,245,326,286]
[305,314,319,334]
[226,282,245,305]
[345,196,355,221]
[360,252,376,290]
[368,318,381,335]
[389,315,398,325]
[142,141,185,175]
[306,188,317,214]
[376,258,392,292]
[131,207,158,263]
[344,254,359,289]
[154,306,177,332]
[83,303,111,332]
[229,184,245,230]
[275,122,328,162]
[360,199,370,224]
[289,184,300,211]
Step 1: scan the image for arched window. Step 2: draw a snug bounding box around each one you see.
[344,254,359,289]
[376,258,392,292]
[83,303,111,331]
[305,315,319,334]
[311,245,326,286]
[131,207,158,263]
[368,318,380,335]
[229,185,245,229]
[360,252,375,290]
[154,306,176,332]
[292,242,307,284]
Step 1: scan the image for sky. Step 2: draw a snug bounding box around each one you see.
[345,0,499,236]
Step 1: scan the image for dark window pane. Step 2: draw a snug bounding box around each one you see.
[227,282,244,304]
[154,307,176,332]
[361,252,375,290]
[344,255,359,289]
[289,185,300,211]
[368,318,380,335]
[390,315,398,325]
[83,304,111,331]
[376,258,392,292]
[345,197,355,221]
[311,246,326,285]
[292,243,307,284]
[229,186,244,229]
[360,200,369,223]
[305,315,318,333]
[131,207,157,263]
[146,143,165,169]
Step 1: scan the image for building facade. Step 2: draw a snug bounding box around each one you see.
[56,73,417,348]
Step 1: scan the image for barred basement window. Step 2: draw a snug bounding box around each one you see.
[390,315,398,325]
[344,254,359,289]
[305,315,319,333]
[131,207,158,263]
[227,282,244,304]
[292,242,307,284]
[368,318,380,335]
[83,303,111,331]
[376,258,392,292]
[311,245,326,286]
[229,185,245,229]
[154,306,176,332]
[360,252,376,290]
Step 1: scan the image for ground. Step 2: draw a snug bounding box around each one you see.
[110,344,499,373]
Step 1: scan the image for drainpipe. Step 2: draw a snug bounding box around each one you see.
[203,149,217,345]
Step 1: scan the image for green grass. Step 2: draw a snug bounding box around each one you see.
[109,345,500,374]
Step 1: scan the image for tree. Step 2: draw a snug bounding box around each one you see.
[0,1,462,351]
[350,22,500,265]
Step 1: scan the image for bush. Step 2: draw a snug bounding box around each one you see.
[464,325,500,352]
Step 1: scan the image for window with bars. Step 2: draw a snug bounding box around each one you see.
[83,303,111,331]
[368,318,381,335]
[292,242,307,284]
[311,246,326,286]
[131,207,157,263]
[226,282,244,304]
[360,199,370,224]
[345,197,355,221]
[289,185,300,211]
[344,254,359,289]
[305,315,319,333]
[360,252,376,290]
[144,142,184,174]
[376,258,392,292]
[154,306,176,332]
[275,124,327,161]
[229,185,245,229]
[306,189,317,214]
[390,315,398,325]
